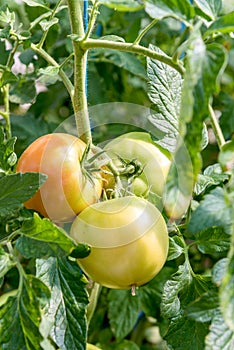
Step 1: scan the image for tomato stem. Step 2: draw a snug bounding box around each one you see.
[131,284,137,296]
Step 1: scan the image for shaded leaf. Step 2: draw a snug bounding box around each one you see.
[0,70,18,87]
[16,213,88,259]
[9,78,37,104]
[194,0,222,20]
[194,164,229,196]
[167,235,185,261]
[22,0,50,9]
[205,309,234,350]
[188,187,232,235]
[161,262,192,318]
[0,247,15,278]
[147,45,182,152]
[220,245,234,331]
[0,275,50,349]
[186,289,219,323]
[108,289,140,340]
[204,11,234,36]
[212,258,228,286]
[99,0,144,12]
[145,0,195,21]
[164,314,209,350]
[0,173,47,217]
[0,128,17,173]
[36,257,89,350]
[139,267,175,317]
[196,227,230,256]
[39,17,58,31]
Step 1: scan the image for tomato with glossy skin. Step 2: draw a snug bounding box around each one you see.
[70,196,168,290]
[103,132,171,197]
[16,133,103,222]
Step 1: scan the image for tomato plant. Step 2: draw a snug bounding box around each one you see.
[0,0,233,350]
[16,133,103,222]
[70,196,168,290]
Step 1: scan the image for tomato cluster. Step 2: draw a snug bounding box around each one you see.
[17,132,170,290]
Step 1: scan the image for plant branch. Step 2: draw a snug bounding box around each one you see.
[82,39,185,75]
[133,18,159,45]
[31,43,74,98]
[208,104,226,149]
[37,0,64,49]
[67,0,92,143]
[83,0,100,40]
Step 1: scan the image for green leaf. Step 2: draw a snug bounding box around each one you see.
[0,70,18,87]
[0,128,17,173]
[9,78,37,104]
[220,246,234,331]
[176,35,228,189]
[0,6,15,25]
[0,24,11,38]
[164,314,209,350]
[161,262,192,319]
[38,66,60,85]
[99,0,144,12]
[194,164,230,196]
[145,0,195,21]
[196,227,230,256]
[163,140,194,219]
[212,258,228,286]
[139,267,175,317]
[194,0,222,20]
[205,309,234,350]
[0,275,50,349]
[108,289,140,340]
[188,187,233,235]
[22,0,50,10]
[218,139,234,172]
[94,50,146,79]
[36,257,89,350]
[0,247,15,278]
[15,213,88,259]
[39,17,58,31]
[204,11,234,37]
[219,93,234,139]
[147,45,182,152]
[167,235,185,261]
[0,173,47,217]
[186,289,219,323]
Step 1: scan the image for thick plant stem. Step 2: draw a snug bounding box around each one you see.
[67,0,92,143]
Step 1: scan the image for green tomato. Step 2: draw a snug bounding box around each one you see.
[104,132,171,197]
[70,196,168,290]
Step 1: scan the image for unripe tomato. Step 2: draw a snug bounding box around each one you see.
[70,196,168,290]
[16,133,103,222]
[104,132,171,197]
